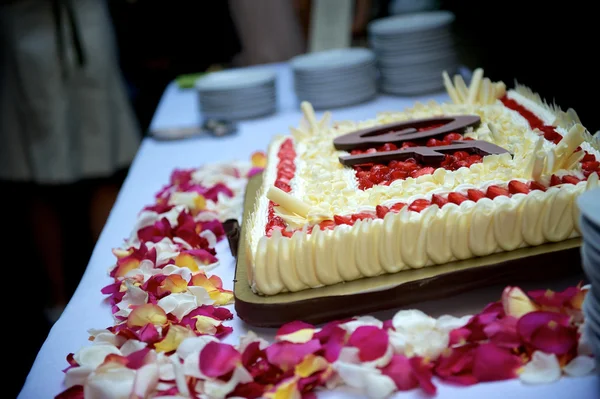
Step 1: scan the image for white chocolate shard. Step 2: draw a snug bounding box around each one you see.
[267,186,311,218]
[467,68,484,104]
[443,71,460,104]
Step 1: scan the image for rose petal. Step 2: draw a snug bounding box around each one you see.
[277,321,315,337]
[528,286,580,309]
[194,315,222,335]
[334,362,396,399]
[503,286,539,318]
[320,326,347,363]
[348,326,389,362]
[409,357,437,395]
[56,385,84,399]
[483,316,521,349]
[137,323,160,344]
[517,311,571,343]
[434,344,476,382]
[199,341,242,378]
[265,339,321,370]
[73,345,122,369]
[154,325,196,353]
[203,365,254,399]
[392,309,435,333]
[263,377,301,399]
[379,354,418,391]
[529,322,578,355]
[472,343,523,382]
[127,304,167,328]
[131,363,160,398]
[157,274,189,296]
[519,351,561,384]
[125,348,152,370]
[563,355,596,376]
[295,355,329,378]
[251,151,267,168]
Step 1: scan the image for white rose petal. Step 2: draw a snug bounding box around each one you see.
[169,192,200,209]
[200,230,218,248]
[392,309,436,333]
[187,286,214,306]
[64,366,94,388]
[161,264,193,282]
[124,259,158,283]
[340,316,383,334]
[74,345,122,369]
[115,281,149,318]
[203,365,253,399]
[564,355,596,377]
[519,351,562,384]
[85,367,136,399]
[120,339,148,356]
[157,293,198,320]
[132,363,160,398]
[88,329,126,347]
[238,330,269,353]
[334,362,396,399]
[435,314,472,333]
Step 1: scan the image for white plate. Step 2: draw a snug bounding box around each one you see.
[368,11,455,36]
[293,62,376,79]
[296,84,378,102]
[380,79,445,96]
[195,68,276,92]
[291,48,375,72]
[578,188,600,227]
[303,88,378,109]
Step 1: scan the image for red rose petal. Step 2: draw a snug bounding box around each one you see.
[529,323,578,356]
[410,357,437,395]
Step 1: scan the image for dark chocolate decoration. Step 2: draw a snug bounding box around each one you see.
[223,219,241,258]
[339,140,511,166]
[333,115,481,151]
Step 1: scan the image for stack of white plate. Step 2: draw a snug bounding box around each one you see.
[291,48,378,109]
[578,187,600,371]
[195,68,277,120]
[368,11,459,95]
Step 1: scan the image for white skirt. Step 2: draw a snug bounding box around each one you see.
[0,0,141,184]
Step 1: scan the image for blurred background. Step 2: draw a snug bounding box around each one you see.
[3,0,596,396]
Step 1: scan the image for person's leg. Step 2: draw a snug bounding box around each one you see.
[87,168,127,242]
[29,185,68,313]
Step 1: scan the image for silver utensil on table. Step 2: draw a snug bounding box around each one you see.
[149,119,238,141]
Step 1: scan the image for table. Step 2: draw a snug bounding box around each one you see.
[18,63,600,398]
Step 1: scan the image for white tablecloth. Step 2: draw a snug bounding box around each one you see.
[19,63,600,398]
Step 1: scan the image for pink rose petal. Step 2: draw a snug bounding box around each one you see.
[320,326,347,362]
[529,323,578,356]
[517,311,571,343]
[472,343,523,382]
[199,341,242,378]
[126,348,151,370]
[265,339,321,370]
[380,354,418,391]
[483,316,521,349]
[277,321,315,337]
[348,325,389,362]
